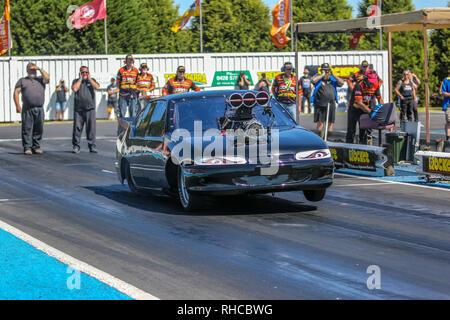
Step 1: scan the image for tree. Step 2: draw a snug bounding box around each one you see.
[189,0,273,53]
[5,0,105,56]
[292,0,353,51]
[1,0,191,56]
[356,0,426,102]
[429,2,450,95]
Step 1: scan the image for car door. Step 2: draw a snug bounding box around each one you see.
[140,100,170,188]
[127,101,156,188]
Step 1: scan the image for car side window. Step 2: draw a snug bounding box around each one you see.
[146,100,167,137]
[135,101,156,138]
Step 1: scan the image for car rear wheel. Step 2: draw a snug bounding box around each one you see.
[178,166,202,211]
[303,189,326,202]
[125,161,139,193]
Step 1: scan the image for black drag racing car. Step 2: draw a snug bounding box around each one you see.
[116,90,334,211]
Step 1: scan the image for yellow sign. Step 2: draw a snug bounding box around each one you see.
[256,71,296,84]
[349,150,370,164]
[330,148,338,161]
[318,65,360,79]
[164,73,207,85]
[428,157,450,174]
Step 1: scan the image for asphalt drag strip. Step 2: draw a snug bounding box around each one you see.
[0,122,449,299]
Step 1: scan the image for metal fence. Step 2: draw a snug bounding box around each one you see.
[0,51,388,122]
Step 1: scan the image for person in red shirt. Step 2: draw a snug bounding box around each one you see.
[136,63,155,110]
[117,54,139,117]
[346,75,384,144]
[162,66,200,96]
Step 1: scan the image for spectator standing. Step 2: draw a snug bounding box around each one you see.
[346,72,356,111]
[255,73,271,93]
[440,70,450,142]
[55,79,68,121]
[136,63,155,110]
[311,63,344,136]
[236,72,251,90]
[162,66,200,95]
[117,54,139,117]
[71,66,100,154]
[272,62,300,121]
[13,63,50,155]
[107,78,119,120]
[395,70,418,122]
[346,75,383,144]
[300,68,313,113]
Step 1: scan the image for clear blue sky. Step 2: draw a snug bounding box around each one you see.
[175,0,448,15]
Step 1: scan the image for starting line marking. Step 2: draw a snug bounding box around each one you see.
[335,172,450,192]
[0,219,159,300]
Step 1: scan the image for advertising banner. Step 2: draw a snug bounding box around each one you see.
[328,142,387,172]
[212,71,253,87]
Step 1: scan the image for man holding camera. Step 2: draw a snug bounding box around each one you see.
[311,63,344,136]
[71,66,100,154]
[272,62,299,122]
[14,63,50,155]
[237,72,251,90]
[346,74,383,144]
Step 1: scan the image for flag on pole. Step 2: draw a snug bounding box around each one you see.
[70,0,107,30]
[0,0,11,56]
[349,0,379,49]
[270,0,291,48]
[171,0,200,33]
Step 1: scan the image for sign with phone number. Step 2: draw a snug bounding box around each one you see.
[212,71,253,87]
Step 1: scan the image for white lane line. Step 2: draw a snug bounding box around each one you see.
[334,182,393,187]
[0,219,159,300]
[0,198,38,202]
[335,172,450,192]
[102,170,115,174]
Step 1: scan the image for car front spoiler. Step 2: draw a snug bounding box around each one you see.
[182,159,334,196]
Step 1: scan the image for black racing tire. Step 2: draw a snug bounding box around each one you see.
[178,165,202,212]
[125,161,139,193]
[303,189,326,202]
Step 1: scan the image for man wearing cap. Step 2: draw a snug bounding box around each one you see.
[117,54,139,117]
[136,63,155,110]
[162,66,200,96]
[107,77,119,120]
[311,63,344,136]
[272,62,300,121]
[13,63,50,155]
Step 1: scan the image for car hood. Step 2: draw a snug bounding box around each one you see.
[167,126,329,162]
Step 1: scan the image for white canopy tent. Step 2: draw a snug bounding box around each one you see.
[293,8,450,144]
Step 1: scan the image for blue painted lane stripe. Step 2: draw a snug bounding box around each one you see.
[0,227,133,300]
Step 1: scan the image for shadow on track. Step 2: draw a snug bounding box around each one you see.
[84,184,318,217]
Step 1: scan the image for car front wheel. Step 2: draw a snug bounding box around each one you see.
[303,189,326,202]
[178,166,202,211]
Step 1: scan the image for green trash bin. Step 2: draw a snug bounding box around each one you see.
[385,132,408,164]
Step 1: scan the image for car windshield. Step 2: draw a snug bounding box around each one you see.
[172,94,296,132]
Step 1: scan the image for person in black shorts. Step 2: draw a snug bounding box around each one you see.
[311,63,344,137]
